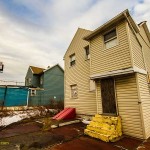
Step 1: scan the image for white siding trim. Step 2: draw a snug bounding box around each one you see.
[90,67,147,79]
[90,68,134,79]
[133,66,147,74]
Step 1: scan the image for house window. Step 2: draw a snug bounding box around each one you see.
[70,54,76,66]
[104,29,117,49]
[90,80,95,91]
[31,89,36,96]
[85,45,90,59]
[28,78,31,85]
[71,85,78,98]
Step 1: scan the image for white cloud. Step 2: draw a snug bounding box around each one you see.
[133,0,150,29]
[0,0,149,82]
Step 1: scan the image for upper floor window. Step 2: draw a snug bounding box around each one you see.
[26,78,31,85]
[70,54,75,66]
[84,45,90,59]
[104,29,117,49]
[71,84,78,98]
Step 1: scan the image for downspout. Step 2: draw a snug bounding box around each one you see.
[26,89,29,109]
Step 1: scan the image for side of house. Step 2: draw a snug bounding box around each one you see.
[64,28,97,115]
[64,9,150,139]
[85,10,146,139]
[135,22,150,139]
[26,65,64,107]
[43,64,64,105]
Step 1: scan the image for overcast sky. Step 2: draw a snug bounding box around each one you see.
[0,0,149,82]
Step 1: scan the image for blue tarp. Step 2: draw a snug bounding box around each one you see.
[0,87,28,107]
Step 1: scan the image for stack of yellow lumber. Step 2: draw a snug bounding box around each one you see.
[84,114,122,142]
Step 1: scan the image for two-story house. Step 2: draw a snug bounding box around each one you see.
[25,64,64,107]
[64,9,150,139]
[25,66,44,88]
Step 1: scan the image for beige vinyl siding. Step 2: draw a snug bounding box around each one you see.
[90,20,132,75]
[96,74,144,139]
[137,73,150,139]
[116,74,143,139]
[137,26,150,74]
[64,28,97,115]
[139,26,150,47]
[129,27,146,70]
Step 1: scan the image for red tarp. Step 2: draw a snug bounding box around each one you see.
[53,108,76,120]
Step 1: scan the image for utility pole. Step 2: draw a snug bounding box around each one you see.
[0,62,4,73]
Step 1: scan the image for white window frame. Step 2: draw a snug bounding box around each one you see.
[103,29,118,49]
[89,79,96,91]
[31,89,36,96]
[70,84,78,99]
[70,54,76,66]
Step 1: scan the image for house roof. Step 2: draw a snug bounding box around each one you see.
[44,64,64,73]
[84,9,140,40]
[30,66,45,74]
[63,28,92,58]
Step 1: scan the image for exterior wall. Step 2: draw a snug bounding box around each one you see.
[137,73,150,139]
[137,26,150,74]
[32,74,41,87]
[90,20,132,75]
[28,66,64,106]
[28,89,44,106]
[40,74,44,88]
[128,26,146,70]
[96,74,144,139]
[25,68,41,87]
[43,66,64,102]
[25,68,33,86]
[64,28,97,115]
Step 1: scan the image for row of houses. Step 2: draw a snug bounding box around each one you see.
[0,64,64,108]
[25,9,150,140]
[1,9,150,140]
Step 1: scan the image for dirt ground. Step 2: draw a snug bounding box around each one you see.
[0,119,150,150]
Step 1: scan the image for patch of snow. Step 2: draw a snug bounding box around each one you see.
[82,119,91,125]
[0,109,41,127]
